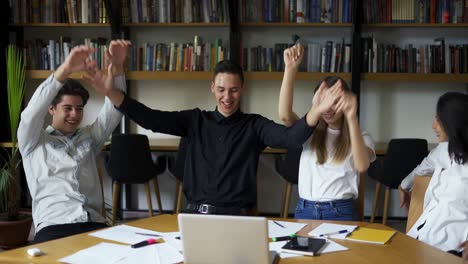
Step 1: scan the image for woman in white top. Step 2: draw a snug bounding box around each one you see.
[402,92,468,255]
[278,44,376,220]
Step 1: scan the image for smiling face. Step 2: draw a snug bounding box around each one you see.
[432,116,448,142]
[48,95,84,136]
[321,107,344,129]
[210,73,245,117]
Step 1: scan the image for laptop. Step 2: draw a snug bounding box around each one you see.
[178,213,271,264]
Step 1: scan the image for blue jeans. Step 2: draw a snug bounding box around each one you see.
[294,197,357,221]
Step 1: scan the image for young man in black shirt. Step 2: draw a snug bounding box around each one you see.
[87,59,342,216]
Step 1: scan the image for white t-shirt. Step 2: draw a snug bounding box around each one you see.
[298,128,376,201]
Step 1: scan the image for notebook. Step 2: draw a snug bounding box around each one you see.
[178,214,271,264]
[344,227,396,244]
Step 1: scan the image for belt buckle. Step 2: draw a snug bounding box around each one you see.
[198,204,211,214]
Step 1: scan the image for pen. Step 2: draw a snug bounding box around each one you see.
[273,221,285,228]
[131,238,157,248]
[135,232,161,237]
[319,229,349,237]
[271,234,296,242]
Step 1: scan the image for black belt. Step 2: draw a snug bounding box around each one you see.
[186,203,249,216]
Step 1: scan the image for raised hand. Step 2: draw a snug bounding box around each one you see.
[335,89,357,120]
[83,63,114,96]
[106,40,131,76]
[312,80,343,115]
[55,45,96,82]
[284,44,304,71]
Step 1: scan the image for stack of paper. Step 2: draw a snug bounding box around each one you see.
[59,242,184,264]
[89,225,180,244]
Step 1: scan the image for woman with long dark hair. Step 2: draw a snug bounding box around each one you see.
[402,92,468,254]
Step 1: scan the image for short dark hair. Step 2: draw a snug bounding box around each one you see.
[50,79,90,107]
[436,92,468,164]
[213,60,244,84]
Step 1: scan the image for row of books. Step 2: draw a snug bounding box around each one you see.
[363,0,468,24]
[240,0,353,23]
[241,40,352,73]
[362,37,468,73]
[121,0,230,23]
[24,37,109,70]
[10,0,109,24]
[128,37,228,71]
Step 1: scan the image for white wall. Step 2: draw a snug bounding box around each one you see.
[23,26,467,218]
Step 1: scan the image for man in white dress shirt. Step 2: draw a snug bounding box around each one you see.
[18,40,130,243]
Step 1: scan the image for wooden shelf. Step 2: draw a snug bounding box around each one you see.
[123,22,228,27]
[362,73,468,82]
[26,70,83,79]
[26,71,468,83]
[363,23,468,28]
[241,22,352,27]
[245,72,351,81]
[126,71,212,80]
[10,23,110,27]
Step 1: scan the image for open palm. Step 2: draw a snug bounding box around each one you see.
[63,46,96,73]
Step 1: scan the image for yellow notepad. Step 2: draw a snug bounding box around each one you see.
[345,227,396,244]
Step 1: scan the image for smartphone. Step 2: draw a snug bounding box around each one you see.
[281,236,326,256]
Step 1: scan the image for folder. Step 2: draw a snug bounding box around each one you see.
[345,227,396,244]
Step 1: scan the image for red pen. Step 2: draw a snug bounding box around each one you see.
[131,238,157,248]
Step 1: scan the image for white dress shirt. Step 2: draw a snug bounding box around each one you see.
[400,142,450,191]
[18,74,125,233]
[407,161,468,251]
[298,128,376,201]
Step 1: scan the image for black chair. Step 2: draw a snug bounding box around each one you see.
[369,138,428,225]
[274,147,302,218]
[107,134,166,225]
[167,137,189,214]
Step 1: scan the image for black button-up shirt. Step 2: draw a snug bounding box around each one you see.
[118,95,315,208]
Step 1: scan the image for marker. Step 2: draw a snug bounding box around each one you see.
[273,221,285,228]
[319,229,349,237]
[131,238,157,248]
[271,234,296,242]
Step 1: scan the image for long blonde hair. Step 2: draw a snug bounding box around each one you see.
[310,76,351,164]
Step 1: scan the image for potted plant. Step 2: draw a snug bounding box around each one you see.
[0,44,31,248]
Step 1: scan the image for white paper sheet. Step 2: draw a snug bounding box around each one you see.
[317,239,349,254]
[89,224,180,244]
[308,223,358,239]
[59,242,132,264]
[268,220,307,238]
[114,243,184,264]
[163,237,183,252]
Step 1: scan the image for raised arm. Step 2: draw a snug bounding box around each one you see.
[278,44,303,127]
[18,46,96,156]
[335,89,374,173]
[85,41,192,137]
[85,40,131,151]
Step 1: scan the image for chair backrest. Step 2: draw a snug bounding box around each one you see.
[379,138,429,189]
[275,147,302,184]
[406,175,431,232]
[107,134,157,183]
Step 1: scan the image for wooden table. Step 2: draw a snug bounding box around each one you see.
[0,214,462,263]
